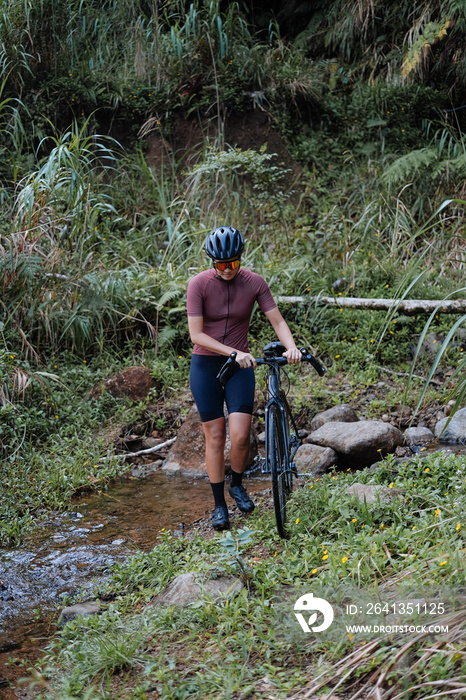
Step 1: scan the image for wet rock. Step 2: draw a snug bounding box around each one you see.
[404,426,434,446]
[131,460,163,476]
[151,572,243,607]
[307,420,403,468]
[90,366,156,402]
[347,483,402,505]
[435,407,466,444]
[59,601,100,625]
[163,405,257,475]
[173,523,186,538]
[310,404,359,432]
[294,443,338,475]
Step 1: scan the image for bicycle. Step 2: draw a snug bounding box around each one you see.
[217,341,326,538]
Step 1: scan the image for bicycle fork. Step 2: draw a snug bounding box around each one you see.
[263,398,289,474]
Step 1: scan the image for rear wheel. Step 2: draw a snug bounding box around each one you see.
[268,405,293,538]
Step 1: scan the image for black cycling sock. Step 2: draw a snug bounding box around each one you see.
[210,480,227,508]
[230,470,243,488]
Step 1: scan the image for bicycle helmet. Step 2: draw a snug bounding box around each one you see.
[205,226,244,260]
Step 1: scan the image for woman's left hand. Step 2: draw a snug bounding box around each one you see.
[283,347,302,364]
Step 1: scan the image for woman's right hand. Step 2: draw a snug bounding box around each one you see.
[235,350,256,369]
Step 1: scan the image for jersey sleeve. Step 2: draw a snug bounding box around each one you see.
[186,275,204,316]
[256,276,277,313]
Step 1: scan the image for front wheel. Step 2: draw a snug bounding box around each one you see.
[268,405,293,538]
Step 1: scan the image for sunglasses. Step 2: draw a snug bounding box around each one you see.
[214,259,241,271]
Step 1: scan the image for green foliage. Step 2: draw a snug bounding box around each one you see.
[217,527,254,580]
[2,3,466,696]
[28,451,466,699]
[402,19,452,77]
[14,118,118,235]
[0,350,148,545]
[383,122,466,196]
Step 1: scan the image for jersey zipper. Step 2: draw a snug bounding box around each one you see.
[222,282,230,344]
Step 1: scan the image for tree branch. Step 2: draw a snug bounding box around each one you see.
[119,437,176,459]
[277,296,466,314]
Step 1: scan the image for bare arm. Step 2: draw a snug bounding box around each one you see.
[188,316,256,368]
[264,307,301,364]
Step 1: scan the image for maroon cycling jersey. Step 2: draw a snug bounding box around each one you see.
[187,268,277,356]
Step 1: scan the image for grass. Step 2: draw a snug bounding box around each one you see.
[23,450,466,699]
[1,289,463,548]
[0,349,160,546]
[0,3,464,696]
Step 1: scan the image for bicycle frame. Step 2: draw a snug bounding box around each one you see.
[261,362,300,476]
[216,343,325,538]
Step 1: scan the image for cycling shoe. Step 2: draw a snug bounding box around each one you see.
[228,485,255,513]
[212,505,230,530]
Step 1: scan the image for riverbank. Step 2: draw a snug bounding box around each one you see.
[14,446,466,700]
[0,471,273,698]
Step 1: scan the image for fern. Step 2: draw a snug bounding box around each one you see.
[382,148,439,187]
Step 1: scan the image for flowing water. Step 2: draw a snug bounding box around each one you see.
[1,443,464,697]
[0,471,268,698]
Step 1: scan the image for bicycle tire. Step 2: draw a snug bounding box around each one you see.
[268,404,293,538]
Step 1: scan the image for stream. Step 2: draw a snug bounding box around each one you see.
[0,471,268,698]
[1,443,464,697]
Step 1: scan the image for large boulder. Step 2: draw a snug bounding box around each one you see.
[310,404,359,432]
[307,420,403,468]
[90,366,155,402]
[294,443,338,476]
[163,405,257,475]
[435,407,466,444]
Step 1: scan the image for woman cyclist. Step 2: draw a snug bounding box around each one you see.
[187,226,301,530]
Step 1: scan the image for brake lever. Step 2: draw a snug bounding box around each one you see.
[299,347,326,376]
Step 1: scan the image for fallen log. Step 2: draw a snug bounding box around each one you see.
[96,436,177,465]
[119,436,177,458]
[277,295,466,314]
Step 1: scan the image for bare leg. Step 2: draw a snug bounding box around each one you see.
[228,412,252,474]
[227,412,255,513]
[203,417,230,529]
[202,416,227,483]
